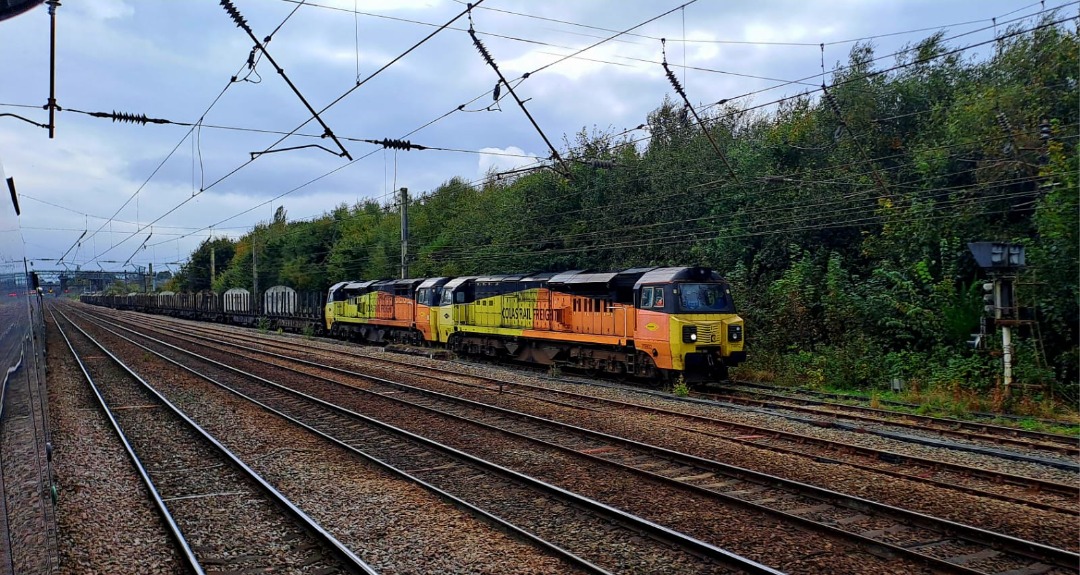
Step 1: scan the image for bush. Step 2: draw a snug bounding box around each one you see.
[671,375,690,397]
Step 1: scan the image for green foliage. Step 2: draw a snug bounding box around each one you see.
[177,20,1077,406]
[103,280,132,295]
[671,375,690,397]
[176,237,236,292]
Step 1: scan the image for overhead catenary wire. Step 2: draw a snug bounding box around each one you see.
[451,0,1053,48]
[78,4,1071,269]
[223,17,1075,253]
[467,9,571,176]
[150,75,1062,270]
[140,0,703,253]
[154,109,1071,278]
[145,60,1071,274]
[467,9,1075,190]
[79,73,242,253]
[694,3,1078,116]
[197,1,484,196]
[146,120,1074,275]
[409,5,1074,190]
[514,125,1077,240]
[29,105,543,161]
[163,182,1055,279]
[403,168,1067,265]
[396,123,1075,257]
[218,0,352,160]
[82,3,482,267]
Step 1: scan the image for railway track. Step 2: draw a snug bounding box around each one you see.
[77,307,1080,575]
[100,308,1077,459]
[93,309,1080,518]
[728,380,1080,430]
[50,307,378,575]
[66,305,779,575]
[697,387,1079,458]
[0,328,57,575]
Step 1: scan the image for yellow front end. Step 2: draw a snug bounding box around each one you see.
[325,300,338,331]
[667,314,745,377]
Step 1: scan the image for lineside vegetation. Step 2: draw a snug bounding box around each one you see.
[166,19,1079,415]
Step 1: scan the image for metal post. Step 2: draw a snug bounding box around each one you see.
[399,187,408,279]
[1002,325,1013,392]
[252,236,259,315]
[148,262,153,292]
[46,0,60,139]
[210,247,216,285]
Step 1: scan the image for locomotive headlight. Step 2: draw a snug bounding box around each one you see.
[682,325,698,343]
[728,325,742,342]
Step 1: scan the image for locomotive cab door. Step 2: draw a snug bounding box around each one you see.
[453,289,471,325]
[437,277,475,343]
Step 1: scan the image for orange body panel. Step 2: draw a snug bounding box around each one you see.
[415,303,434,340]
[532,289,635,338]
[634,309,674,370]
[372,292,416,323]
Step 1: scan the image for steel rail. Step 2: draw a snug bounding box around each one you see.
[87,310,1080,508]
[52,307,379,575]
[80,310,1079,575]
[730,380,1080,430]
[48,307,206,575]
[233,354,1080,574]
[73,308,784,575]
[702,389,1080,454]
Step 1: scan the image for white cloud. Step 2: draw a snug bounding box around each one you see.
[477,146,539,178]
[74,0,134,21]
[320,0,445,11]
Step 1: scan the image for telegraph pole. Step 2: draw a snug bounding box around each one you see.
[399,187,408,279]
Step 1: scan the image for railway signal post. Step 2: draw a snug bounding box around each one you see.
[968,242,1026,393]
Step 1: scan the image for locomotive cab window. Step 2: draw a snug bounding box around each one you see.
[440,290,453,306]
[678,283,732,312]
[641,286,654,308]
[639,286,665,309]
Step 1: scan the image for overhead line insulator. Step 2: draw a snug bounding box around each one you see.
[663,61,687,101]
[822,86,845,124]
[469,29,497,69]
[87,110,172,126]
[364,138,427,151]
[219,0,252,34]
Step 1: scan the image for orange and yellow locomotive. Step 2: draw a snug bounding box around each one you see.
[326,266,745,382]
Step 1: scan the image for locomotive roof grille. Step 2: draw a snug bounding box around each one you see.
[417,277,450,289]
[442,276,478,290]
[634,266,721,287]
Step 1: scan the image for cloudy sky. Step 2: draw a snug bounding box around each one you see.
[0,0,1070,273]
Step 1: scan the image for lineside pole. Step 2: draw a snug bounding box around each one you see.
[47,0,60,139]
[400,187,408,279]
